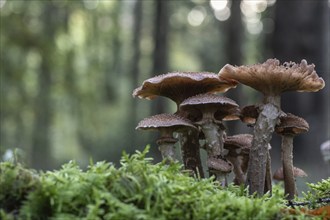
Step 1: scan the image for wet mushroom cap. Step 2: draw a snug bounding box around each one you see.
[224,134,253,155]
[275,113,309,135]
[136,113,197,132]
[133,72,238,105]
[179,94,240,122]
[218,59,325,96]
[273,166,308,180]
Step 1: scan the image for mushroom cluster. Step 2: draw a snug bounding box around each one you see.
[133,59,325,199]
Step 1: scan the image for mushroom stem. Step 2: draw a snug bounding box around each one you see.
[199,121,223,157]
[157,139,177,163]
[281,135,296,200]
[227,156,245,185]
[180,130,204,178]
[246,95,281,196]
[215,172,228,186]
[199,121,230,183]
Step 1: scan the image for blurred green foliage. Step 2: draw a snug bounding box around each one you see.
[1,0,247,169]
[1,0,328,186]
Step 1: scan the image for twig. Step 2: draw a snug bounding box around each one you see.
[287,197,330,208]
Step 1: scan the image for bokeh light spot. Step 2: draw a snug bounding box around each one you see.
[210,0,228,11]
[214,6,231,21]
[187,7,205,26]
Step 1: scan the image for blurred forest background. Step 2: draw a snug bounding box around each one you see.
[0,0,329,186]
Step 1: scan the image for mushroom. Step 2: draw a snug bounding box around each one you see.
[207,157,233,186]
[133,72,238,108]
[273,166,308,198]
[136,113,197,163]
[179,94,240,183]
[240,105,260,127]
[219,59,325,196]
[180,94,240,157]
[133,72,238,176]
[275,113,309,200]
[224,134,253,185]
[273,166,308,181]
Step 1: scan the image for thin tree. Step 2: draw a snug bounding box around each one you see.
[222,0,246,134]
[129,0,143,149]
[151,0,169,115]
[31,3,57,170]
[272,0,330,158]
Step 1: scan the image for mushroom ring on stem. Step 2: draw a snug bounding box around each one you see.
[219,59,325,196]
[136,113,197,163]
[275,113,309,200]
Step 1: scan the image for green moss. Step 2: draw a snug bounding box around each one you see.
[302,178,330,209]
[1,146,325,219]
[0,162,40,214]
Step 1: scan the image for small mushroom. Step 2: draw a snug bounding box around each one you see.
[207,157,233,186]
[133,72,238,176]
[136,114,197,162]
[273,166,308,181]
[179,94,240,183]
[240,105,260,127]
[219,59,325,196]
[224,134,252,185]
[275,113,309,200]
[273,166,307,198]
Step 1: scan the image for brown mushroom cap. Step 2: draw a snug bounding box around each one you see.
[275,113,309,136]
[179,94,240,122]
[219,59,325,96]
[133,72,238,105]
[136,113,196,133]
[207,157,233,173]
[240,105,260,125]
[273,166,308,180]
[224,134,253,155]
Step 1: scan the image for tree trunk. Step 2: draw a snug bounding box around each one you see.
[105,0,122,101]
[272,0,330,159]
[222,0,246,134]
[129,0,143,149]
[31,3,56,170]
[151,0,169,115]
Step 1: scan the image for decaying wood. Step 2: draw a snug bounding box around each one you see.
[246,98,281,196]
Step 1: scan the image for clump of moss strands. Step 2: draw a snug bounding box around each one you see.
[0,146,326,220]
